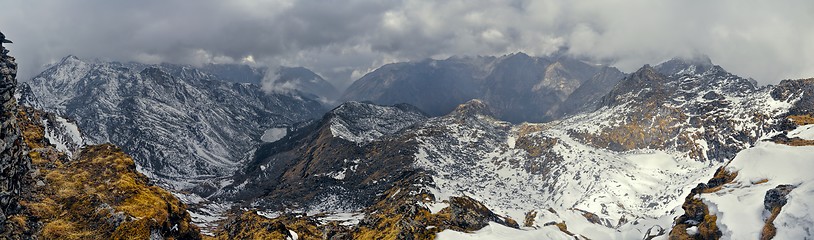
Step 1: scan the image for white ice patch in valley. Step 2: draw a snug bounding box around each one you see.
[256,210,281,219]
[261,127,287,142]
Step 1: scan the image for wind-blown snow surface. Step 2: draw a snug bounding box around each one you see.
[416,115,715,239]
[430,117,810,239]
[698,126,814,239]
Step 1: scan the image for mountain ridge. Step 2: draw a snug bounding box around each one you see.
[20,56,328,191]
[341,52,626,123]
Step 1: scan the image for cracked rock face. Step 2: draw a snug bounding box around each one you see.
[0,44,30,234]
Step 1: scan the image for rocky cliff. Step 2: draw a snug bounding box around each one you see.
[0,40,30,236]
[0,33,202,240]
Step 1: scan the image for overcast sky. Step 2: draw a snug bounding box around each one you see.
[2,0,813,88]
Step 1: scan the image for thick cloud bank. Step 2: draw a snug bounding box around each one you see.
[2,0,812,87]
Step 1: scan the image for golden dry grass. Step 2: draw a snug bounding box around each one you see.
[789,114,814,125]
[16,107,201,239]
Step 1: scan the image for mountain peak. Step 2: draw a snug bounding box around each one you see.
[139,66,171,79]
[600,64,671,107]
[273,66,339,100]
[655,55,715,76]
[451,99,493,118]
[62,54,81,62]
[53,55,86,68]
[632,64,662,79]
[326,101,427,143]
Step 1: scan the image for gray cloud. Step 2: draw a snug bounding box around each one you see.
[1,0,813,88]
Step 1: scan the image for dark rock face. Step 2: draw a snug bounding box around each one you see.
[448,196,519,230]
[764,184,795,212]
[222,101,428,211]
[0,44,30,234]
[341,53,625,123]
[772,78,814,116]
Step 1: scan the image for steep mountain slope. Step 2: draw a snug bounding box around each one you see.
[200,63,265,85]
[217,58,814,239]
[272,67,340,102]
[219,101,429,211]
[341,53,625,123]
[1,44,201,239]
[21,56,326,190]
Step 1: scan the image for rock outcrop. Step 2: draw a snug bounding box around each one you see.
[0,37,31,236]
[0,32,202,240]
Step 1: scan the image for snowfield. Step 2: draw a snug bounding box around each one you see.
[701,125,814,239]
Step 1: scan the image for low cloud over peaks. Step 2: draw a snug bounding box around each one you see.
[2,0,813,87]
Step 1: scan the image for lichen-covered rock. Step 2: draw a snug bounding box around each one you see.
[7,104,202,239]
[1,38,202,238]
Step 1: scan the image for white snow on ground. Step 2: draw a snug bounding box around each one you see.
[699,125,814,239]
[286,230,298,240]
[415,118,715,230]
[318,212,365,226]
[788,124,814,140]
[186,201,233,236]
[41,116,85,156]
[437,222,572,240]
[328,102,425,143]
[261,127,287,142]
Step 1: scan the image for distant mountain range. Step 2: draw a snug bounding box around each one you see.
[15,52,814,239]
[200,63,340,101]
[341,52,626,123]
[198,56,814,239]
[20,56,327,190]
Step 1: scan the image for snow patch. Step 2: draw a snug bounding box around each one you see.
[700,125,814,239]
[261,127,287,142]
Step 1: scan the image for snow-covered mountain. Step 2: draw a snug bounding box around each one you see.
[272,67,340,102]
[218,101,428,211]
[212,57,814,239]
[200,64,340,101]
[17,52,814,239]
[341,52,625,123]
[20,55,327,190]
